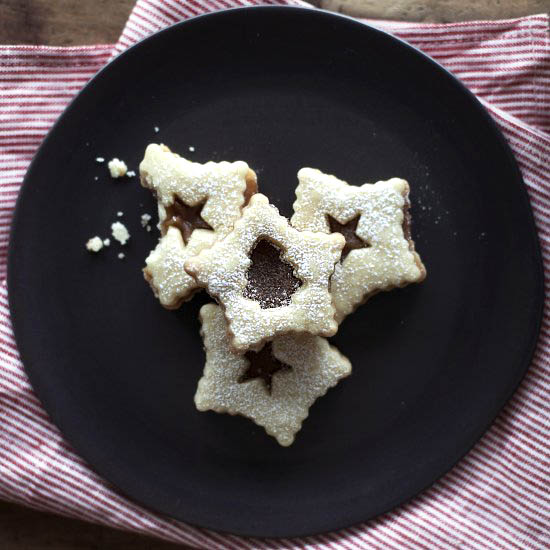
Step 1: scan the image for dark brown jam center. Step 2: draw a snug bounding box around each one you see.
[239,342,291,393]
[243,239,302,309]
[162,197,213,243]
[327,214,370,261]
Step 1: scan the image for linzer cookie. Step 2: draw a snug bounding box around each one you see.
[140,143,257,235]
[185,194,345,352]
[291,168,426,322]
[195,304,352,446]
[140,144,257,306]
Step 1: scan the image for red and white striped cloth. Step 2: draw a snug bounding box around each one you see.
[1,2,549,549]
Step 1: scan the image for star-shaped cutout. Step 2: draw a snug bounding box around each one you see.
[327,214,369,261]
[292,168,427,323]
[162,198,213,244]
[239,342,291,393]
[195,304,352,446]
[140,143,258,240]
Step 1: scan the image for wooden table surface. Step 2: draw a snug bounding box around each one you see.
[0,0,547,548]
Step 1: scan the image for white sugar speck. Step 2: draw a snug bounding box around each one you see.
[86,236,103,252]
[141,213,152,227]
[188,146,195,152]
[126,170,136,177]
[94,176,98,181]
[95,157,105,163]
[154,126,159,133]
[118,252,125,259]
[108,158,127,178]
[111,221,130,245]
[117,211,123,217]
[103,238,110,246]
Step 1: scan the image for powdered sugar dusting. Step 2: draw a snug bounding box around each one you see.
[139,144,257,238]
[195,304,352,446]
[185,194,345,352]
[144,226,216,308]
[139,144,258,309]
[292,168,426,322]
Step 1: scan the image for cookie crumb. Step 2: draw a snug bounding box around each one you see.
[126,170,136,177]
[95,157,105,163]
[188,146,195,152]
[117,211,123,217]
[118,252,125,260]
[103,238,110,247]
[86,236,103,252]
[111,221,130,245]
[154,126,159,133]
[140,213,152,227]
[108,158,128,178]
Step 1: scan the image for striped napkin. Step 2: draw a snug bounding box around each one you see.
[1,2,549,548]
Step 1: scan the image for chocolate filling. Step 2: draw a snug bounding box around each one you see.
[239,342,291,393]
[162,197,213,243]
[402,200,412,241]
[243,239,302,309]
[327,214,370,261]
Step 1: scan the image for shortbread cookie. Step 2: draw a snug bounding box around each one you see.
[144,226,217,309]
[139,144,257,306]
[292,168,426,322]
[139,143,257,237]
[195,304,352,447]
[185,194,345,352]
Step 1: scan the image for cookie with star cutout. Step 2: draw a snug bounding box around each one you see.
[195,304,352,446]
[140,144,257,307]
[184,193,345,352]
[291,168,426,323]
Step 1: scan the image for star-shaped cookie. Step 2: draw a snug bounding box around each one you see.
[185,194,345,352]
[140,143,257,236]
[291,168,426,322]
[143,226,216,309]
[139,144,257,306]
[195,304,352,447]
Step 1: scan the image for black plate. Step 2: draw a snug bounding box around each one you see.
[9,6,543,538]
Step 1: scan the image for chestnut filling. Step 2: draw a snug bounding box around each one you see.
[327,214,370,261]
[243,239,302,309]
[239,343,291,393]
[162,197,213,244]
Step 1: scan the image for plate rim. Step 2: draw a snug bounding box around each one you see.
[7,5,545,538]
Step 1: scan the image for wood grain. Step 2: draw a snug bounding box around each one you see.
[0,501,180,549]
[0,0,135,45]
[0,0,546,548]
[320,0,549,21]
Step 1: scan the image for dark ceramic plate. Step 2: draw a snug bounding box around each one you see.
[8,6,543,538]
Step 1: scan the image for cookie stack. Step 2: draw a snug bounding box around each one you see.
[140,144,426,446]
